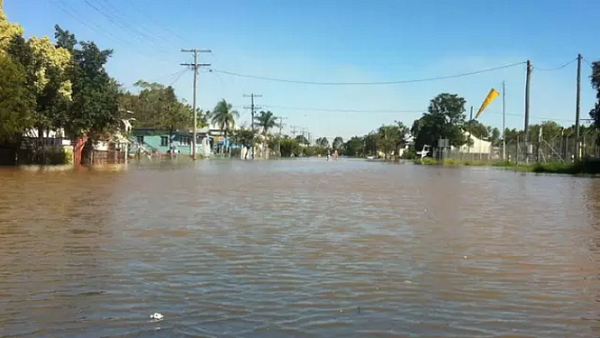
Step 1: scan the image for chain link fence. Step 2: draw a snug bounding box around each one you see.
[439,129,600,164]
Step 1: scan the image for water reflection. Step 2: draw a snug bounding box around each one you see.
[0,160,599,337]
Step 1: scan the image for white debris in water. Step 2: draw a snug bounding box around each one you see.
[463,256,468,259]
[150,313,164,321]
[404,280,413,284]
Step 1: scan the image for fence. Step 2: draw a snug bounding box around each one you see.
[91,150,126,164]
[441,132,599,165]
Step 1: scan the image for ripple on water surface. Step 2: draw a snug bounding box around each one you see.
[0,160,599,337]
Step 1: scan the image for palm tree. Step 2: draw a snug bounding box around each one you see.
[254,111,279,158]
[254,111,279,135]
[211,99,239,154]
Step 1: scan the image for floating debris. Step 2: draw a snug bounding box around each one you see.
[404,280,413,284]
[150,313,164,321]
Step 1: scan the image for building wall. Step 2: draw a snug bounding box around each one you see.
[134,134,208,155]
[455,132,492,154]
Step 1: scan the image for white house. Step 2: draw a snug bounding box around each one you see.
[454,132,492,155]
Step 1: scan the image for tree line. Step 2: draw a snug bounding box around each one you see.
[2,1,600,163]
[1,3,124,164]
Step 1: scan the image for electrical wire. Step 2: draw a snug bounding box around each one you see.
[98,0,180,51]
[122,0,191,46]
[209,61,526,86]
[51,0,172,64]
[82,0,168,53]
[168,69,188,86]
[533,58,577,71]
[583,57,595,69]
[262,104,425,114]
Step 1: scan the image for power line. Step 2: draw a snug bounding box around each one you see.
[168,69,188,86]
[51,0,172,64]
[262,104,424,114]
[82,0,169,54]
[209,61,526,86]
[583,57,595,69]
[256,103,574,123]
[97,0,178,50]
[533,58,577,71]
[486,110,574,122]
[122,0,191,46]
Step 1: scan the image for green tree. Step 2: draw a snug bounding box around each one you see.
[465,119,489,139]
[0,0,24,51]
[377,125,398,158]
[332,136,344,152]
[315,137,329,149]
[364,132,379,156]
[343,136,365,157]
[231,127,256,151]
[254,110,278,135]
[66,38,121,163]
[211,99,239,153]
[295,134,309,145]
[0,53,34,144]
[590,60,600,130]
[376,122,409,159]
[7,34,72,142]
[157,86,190,151]
[413,93,467,154]
[253,110,278,157]
[280,137,299,157]
[489,127,501,146]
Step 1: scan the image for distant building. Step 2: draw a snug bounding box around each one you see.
[130,128,211,157]
[453,132,498,159]
[397,135,415,157]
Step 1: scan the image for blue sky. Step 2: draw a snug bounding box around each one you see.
[5,0,599,141]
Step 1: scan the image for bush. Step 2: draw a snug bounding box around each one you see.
[401,146,416,159]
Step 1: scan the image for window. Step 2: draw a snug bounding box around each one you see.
[160,136,169,147]
[179,136,191,146]
[136,135,144,144]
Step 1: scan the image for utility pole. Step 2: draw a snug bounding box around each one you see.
[524,60,532,164]
[181,48,211,160]
[243,94,262,132]
[290,125,299,138]
[243,94,262,159]
[468,106,473,156]
[278,116,287,157]
[278,116,287,136]
[575,53,582,161]
[502,80,506,161]
[538,126,543,162]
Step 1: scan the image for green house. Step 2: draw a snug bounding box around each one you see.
[130,128,210,156]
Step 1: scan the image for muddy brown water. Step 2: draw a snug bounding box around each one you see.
[1,158,600,337]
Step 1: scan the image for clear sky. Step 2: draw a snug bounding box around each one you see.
[5,0,600,141]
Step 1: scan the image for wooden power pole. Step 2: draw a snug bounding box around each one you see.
[181,48,211,160]
[575,53,582,161]
[243,94,261,159]
[524,60,532,163]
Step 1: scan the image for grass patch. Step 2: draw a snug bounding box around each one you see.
[414,157,600,176]
[414,158,488,166]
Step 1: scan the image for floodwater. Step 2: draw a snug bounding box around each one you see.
[1,159,600,338]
